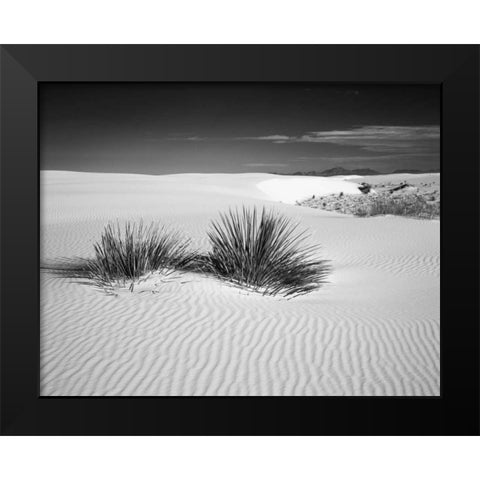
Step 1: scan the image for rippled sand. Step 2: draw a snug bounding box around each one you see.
[40,171,440,396]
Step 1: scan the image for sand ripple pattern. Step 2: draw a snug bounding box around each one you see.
[40,172,440,396]
[41,266,439,396]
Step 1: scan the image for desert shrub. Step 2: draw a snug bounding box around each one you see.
[46,221,194,289]
[361,195,440,219]
[201,206,330,297]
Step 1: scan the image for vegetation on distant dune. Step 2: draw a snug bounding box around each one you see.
[200,206,330,297]
[299,192,440,219]
[353,195,440,219]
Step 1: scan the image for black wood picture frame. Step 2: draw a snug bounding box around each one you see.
[1,45,478,435]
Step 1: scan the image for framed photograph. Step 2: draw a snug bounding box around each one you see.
[1,45,478,435]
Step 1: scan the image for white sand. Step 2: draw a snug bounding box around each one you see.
[40,171,440,396]
[257,176,362,204]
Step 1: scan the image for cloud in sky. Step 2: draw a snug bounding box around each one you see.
[170,125,439,150]
[169,134,292,142]
[300,125,438,140]
[245,125,440,149]
[185,136,207,141]
[163,125,439,172]
[242,163,288,167]
[296,126,439,153]
[238,135,292,142]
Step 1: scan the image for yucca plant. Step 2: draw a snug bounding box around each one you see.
[47,221,194,290]
[202,206,330,297]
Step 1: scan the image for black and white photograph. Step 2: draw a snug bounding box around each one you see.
[40,82,440,396]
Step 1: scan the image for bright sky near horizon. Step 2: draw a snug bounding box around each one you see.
[40,83,440,175]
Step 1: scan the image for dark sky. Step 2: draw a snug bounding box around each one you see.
[39,83,440,174]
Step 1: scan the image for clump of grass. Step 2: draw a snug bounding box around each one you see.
[355,195,440,219]
[201,206,330,297]
[46,221,194,290]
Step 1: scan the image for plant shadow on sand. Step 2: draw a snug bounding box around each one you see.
[42,207,331,299]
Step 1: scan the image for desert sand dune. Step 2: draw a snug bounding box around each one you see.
[40,171,439,396]
[257,175,362,204]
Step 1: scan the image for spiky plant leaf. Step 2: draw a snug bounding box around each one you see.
[203,207,330,297]
[45,221,194,289]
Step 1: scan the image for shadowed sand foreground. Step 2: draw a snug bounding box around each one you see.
[41,171,440,396]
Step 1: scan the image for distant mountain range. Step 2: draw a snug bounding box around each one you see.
[392,168,440,174]
[271,167,440,177]
[314,167,382,176]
